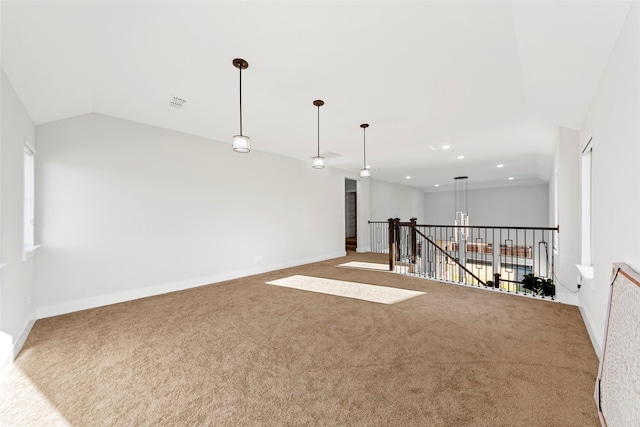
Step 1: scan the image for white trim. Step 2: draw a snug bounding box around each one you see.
[23,137,35,154]
[0,332,13,383]
[0,312,36,382]
[579,304,603,358]
[14,315,36,359]
[37,251,346,319]
[22,244,41,261]
[581,135,593,154]
[576,264,594,279]
[23,144,36,250]
[555,288,580,306]
[580,145,593,265]
[356,246,371,253]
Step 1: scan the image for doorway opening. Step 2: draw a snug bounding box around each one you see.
[345,179,357,251]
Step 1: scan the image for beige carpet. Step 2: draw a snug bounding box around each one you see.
[0,252,600,426]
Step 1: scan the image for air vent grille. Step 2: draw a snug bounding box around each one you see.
[170,97,186,109]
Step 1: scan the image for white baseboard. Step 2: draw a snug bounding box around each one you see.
[579,304,602,358]
[356,246,371,253]
[14,315,36,359]
[0,331,13,383]
[0,311,36,382]
[36,251,346,319]
[554,288,580,306]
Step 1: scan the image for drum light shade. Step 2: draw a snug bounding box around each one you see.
[312,100,325,169]
[313,155,325,169]
[232,58,250,153]
[232,135,250,153]
[360,123,370,179]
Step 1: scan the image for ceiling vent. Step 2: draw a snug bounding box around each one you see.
[170,97,186,109]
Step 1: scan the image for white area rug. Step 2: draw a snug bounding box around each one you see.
[265,275,425,305]
[338,261,409,274]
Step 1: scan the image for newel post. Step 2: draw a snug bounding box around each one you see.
[394,218,401,263]
[410,218,417,264]
[388,218,395,271]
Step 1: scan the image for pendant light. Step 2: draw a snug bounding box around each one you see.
[359,123,370,178]
[232,58,250,153]
[312,100,325,169]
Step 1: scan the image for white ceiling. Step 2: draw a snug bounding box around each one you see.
[1,1,633,192]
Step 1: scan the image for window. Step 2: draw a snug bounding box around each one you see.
[581,138,593,266]
[23,141,36,254]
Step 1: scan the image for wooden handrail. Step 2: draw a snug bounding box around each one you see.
[369,219,559,231]
[411,223,558,231]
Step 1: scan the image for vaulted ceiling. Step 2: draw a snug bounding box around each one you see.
[1,1,633,191]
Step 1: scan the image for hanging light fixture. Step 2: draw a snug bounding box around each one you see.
[232,58,250,153]
[312,100,325,169]
[359,123,370,178]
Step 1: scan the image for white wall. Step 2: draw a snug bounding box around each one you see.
[424,183,549,226]
[549,127,581,306]
[369,179,424,222]
[0,69,37,372]
[35,113,346,317]
[578,2,640,355]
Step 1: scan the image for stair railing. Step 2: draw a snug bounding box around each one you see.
[371,219,559,298]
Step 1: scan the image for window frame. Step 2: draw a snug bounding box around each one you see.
[23,140,39,259]
[581,137,593,267]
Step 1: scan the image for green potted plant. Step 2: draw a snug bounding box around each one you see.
[522,273,555,297]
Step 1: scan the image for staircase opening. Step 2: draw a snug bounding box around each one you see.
[370,218,558,299]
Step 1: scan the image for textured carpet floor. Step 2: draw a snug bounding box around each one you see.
[1,252,600,426]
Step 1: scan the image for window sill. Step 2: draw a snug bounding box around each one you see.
[576,264,594,280]
[23,245,41,261]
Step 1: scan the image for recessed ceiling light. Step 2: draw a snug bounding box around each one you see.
[457,155,464,160]
[441,145,450,150]
[508,177,514,180]
[497,164,504,168]
[406,176,411,180]
[434,184,440,187]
